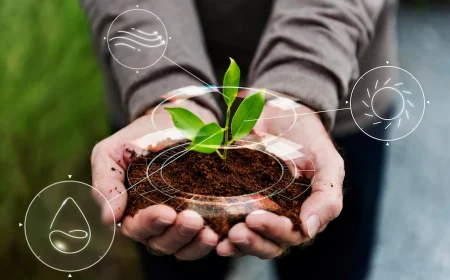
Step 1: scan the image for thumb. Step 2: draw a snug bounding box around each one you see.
[91,137,129,225]
[299,156,344,238]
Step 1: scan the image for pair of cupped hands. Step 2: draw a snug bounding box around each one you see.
[91,97,344,260]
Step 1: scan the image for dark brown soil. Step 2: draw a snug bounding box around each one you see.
[124,143,311,239]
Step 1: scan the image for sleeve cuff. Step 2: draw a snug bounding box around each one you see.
[251,61,340,131]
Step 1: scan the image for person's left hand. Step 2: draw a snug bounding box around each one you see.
[216,96,345,258]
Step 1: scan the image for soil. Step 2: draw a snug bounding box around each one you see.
[124,143,311,239]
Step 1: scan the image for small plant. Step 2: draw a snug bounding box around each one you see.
[165,58,265,160]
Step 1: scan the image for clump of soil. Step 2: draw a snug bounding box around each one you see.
[125,143,311,238]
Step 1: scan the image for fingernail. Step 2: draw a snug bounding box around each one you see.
[199,241,217,249]
[251,210,267,215]
[218,251,235,257]
[178,225,199,236]
[307,215,320,238]
[156,217,173,226]
[232,238,249,246]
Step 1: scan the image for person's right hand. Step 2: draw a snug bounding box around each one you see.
[91,99,220,260]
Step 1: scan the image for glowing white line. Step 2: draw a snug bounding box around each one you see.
[139,189,156,195]
[362,101,370,107]
[385,123,392,129]
[398,118,402,127]
[109,37,165,48]
[375,80,378,89]
[162,55,227,100]
[49,230,88,239]
[384,78,391,85]
[115,43,135,50]
[137,29,157,36]
[245,107,351,122]
[407,100,414,107]
[49,197,91,254]
[118,31,161,41]
[131,28,135,30]
[364,113,373,117]
[403,90,411,94]
[394,82,403,86]
[373,121,381,125]
[406,110,410,119]
[367,88,371,97]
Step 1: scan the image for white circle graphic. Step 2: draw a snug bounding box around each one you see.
[107,9,168,69]
[24,181,115,273]
[371,87,405,121]
[350,66,426,141]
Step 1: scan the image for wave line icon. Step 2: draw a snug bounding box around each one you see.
[110,28,165,52]
[49,197,91,254]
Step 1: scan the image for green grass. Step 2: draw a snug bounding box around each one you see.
[0,0,114,277]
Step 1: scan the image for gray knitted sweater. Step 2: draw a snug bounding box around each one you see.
[81,0,398,136]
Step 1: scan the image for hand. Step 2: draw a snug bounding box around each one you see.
[91,99,220,260]
[216,99,344,258]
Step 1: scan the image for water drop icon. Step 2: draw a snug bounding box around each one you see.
[49,197,91,254]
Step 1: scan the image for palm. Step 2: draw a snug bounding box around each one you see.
[216,100,344,258]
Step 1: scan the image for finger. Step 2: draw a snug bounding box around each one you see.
[121,205,177,243]
[228,223,283,259]
[245,210,306,247]
[216,238,243,257]
[147,210,204,255]
[300,152,344,238]
[91,138,129,224]
[174,226,219,260]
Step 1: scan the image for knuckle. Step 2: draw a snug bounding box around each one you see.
[91,142,103,162]
[261,248,284,260]
[335,155,345,178]
[290,233,303,246]
[329,196,343,220]
[147,240,173,255]
[174,253,193,261]
[121,227,141,243]
[246,232,257,245]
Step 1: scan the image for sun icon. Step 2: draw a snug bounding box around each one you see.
[363,80,415,129]
[350,65,426,142]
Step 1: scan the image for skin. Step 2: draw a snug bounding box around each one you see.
[91,100,220,260]
[91,95,344,260]
[216,98,345,258]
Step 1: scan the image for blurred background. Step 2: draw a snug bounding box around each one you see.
[0,0,448,279]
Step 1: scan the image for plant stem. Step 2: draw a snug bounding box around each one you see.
[215,150,225,159]
[222,107,231,160]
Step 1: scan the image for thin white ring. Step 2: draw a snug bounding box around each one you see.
[24,181,116,273]
[106,9,168,70]
[350,66,426,142]
[371,87,405,121]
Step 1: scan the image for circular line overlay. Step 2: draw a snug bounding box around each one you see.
[107,9,168,70]
[350,66,426,141]
[150,86,300,149]
[24,181,115,273]
[130,85,315,217]
[127,141,315,218]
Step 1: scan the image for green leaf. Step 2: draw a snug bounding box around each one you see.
[223,58,240,107]
[165,107,205,141]
[231,90,265,141]
[187,123,224,154]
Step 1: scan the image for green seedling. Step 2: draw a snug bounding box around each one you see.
[165,58,265,160]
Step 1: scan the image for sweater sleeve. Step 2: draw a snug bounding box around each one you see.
[249,0,388,130]
[80,0,219,120]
